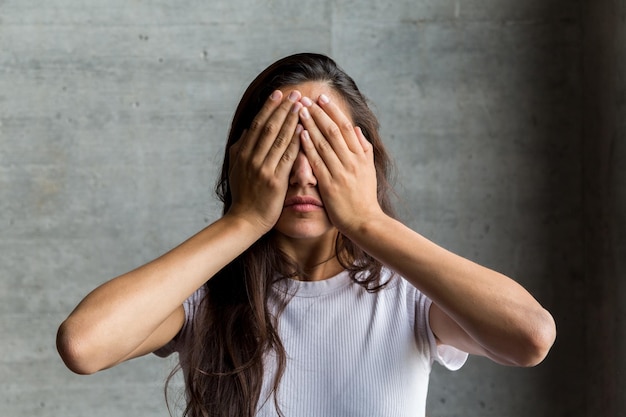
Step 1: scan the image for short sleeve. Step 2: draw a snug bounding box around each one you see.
[153,286,205,358]
[413,287,468,371]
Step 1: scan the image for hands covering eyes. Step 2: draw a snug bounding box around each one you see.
[227,89,384,237]
[226,90,303,233]
[296,93,384,235]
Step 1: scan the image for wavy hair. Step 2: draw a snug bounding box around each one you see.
[167,53,396,417]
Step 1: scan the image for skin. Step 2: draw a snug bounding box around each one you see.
[271,83,349,279]
[57,82,556,376]
[294,84,556,365]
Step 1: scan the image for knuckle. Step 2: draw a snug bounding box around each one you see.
[310,156,325,172]
[249,119,263,133]
[280,151,295,165]
[327,124,341,138]
[257,166,272,181]
[272,132,288,148]
[262,121,278,137]
[264,175,281,190]
[230,143,244,160]
[280,98,295,110]
[340,120,354,132]
[318,139,333,153]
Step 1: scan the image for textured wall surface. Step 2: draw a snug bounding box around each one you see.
[0,0,622,416]
[582,0,626,416]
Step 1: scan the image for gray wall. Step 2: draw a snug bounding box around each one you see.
[1,0,623,416]
[583,0,626,415]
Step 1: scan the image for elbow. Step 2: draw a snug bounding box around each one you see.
[512,308,557,367]
[56,320,101,375]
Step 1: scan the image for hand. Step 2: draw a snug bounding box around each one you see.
[297,94,385,235]
[226,90,303,234]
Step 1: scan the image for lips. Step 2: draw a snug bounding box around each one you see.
[284,195,323,207]
[283,195,325,215]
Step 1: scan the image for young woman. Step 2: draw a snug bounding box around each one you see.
[57,53,556,417]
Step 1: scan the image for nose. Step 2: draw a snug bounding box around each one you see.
[289,151,317,187]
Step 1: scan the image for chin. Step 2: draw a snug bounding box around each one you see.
[273,219,336,241]
[274,227,334,241]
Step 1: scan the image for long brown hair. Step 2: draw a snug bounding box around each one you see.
[167,53,397,417]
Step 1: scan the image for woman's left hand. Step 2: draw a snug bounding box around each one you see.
[298,96,556,368]
[297,94,386,236]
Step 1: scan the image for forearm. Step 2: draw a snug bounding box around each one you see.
[57,214,263,373]
[344,214,555,366]
[293,91,555,365]
[58,89,306,374]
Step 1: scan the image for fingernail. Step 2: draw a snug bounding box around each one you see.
[288,91,300,102]
[270,90,282,101]
[301,130,311,142]
[319,94,330,104]
[296,124,303,134]
[300,96,313,107]
[300,107,311,119]
[291,102,303,114]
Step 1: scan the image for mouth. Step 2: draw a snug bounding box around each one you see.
[284,195,324,212]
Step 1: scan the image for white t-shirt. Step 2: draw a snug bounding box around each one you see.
[156,267,467,417]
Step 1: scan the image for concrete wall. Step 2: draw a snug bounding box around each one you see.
[0,0,623,416]
[582,0,626,416]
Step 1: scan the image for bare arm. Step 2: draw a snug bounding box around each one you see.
[347,216,555,366]
[298,94,556,367]
[57,215,265,374]
[57,89,304,374]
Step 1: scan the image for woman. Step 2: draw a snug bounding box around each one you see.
[57,53,556,417]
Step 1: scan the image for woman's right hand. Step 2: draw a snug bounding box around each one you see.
[57,90,306,375]
[226,89,303,234]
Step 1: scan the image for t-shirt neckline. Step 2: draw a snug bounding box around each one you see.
[274,270,352,298]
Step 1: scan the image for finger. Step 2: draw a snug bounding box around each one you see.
[274,123,303,178]
[315,93,362,154]
[354,126,373,154]
[298,102,343,175]
[299,128,332,182]
[238,90,283,160]
[227,129,246,171]
[252,90,302,165]
[299,97,351,156]
[263,97,303,168]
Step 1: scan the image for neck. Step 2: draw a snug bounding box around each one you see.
[271,231,345,281]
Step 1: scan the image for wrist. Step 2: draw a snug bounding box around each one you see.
[222,209,273,238]
[338,209,389,242]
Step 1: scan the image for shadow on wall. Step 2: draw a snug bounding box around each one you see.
[528,8,586,417]
[581,0,626,416]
